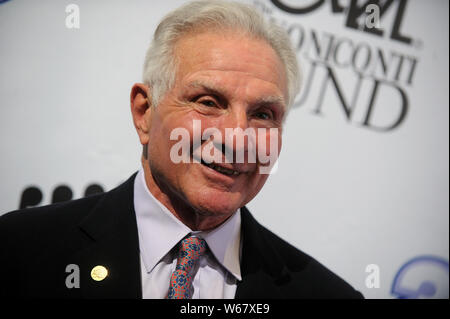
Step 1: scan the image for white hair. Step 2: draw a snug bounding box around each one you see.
[142,0,301,111]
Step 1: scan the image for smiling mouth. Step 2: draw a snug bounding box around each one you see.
[200,159,240,176]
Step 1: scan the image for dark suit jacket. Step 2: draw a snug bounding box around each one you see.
[0,173,363,299]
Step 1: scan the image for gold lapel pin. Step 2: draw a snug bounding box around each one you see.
[91,265,108,281]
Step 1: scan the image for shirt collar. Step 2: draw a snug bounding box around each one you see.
[133,168,242,281]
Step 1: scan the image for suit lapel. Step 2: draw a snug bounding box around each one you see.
[235,207,291,299]
[74,173,142,298]
[62,176,288,299]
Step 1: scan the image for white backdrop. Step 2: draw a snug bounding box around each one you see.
[0,0,448,299]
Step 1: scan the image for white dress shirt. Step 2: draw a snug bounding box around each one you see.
[133,168,242,299]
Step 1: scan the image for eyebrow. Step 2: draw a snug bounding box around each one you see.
[187,80,286,110]
[255,95,286,109]
[187,81,224,95]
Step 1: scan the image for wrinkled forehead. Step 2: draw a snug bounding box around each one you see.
[171,29,288,101]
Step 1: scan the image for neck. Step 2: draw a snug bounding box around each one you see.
[141,158,230,231]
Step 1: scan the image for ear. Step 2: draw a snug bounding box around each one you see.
[130,83,152,145]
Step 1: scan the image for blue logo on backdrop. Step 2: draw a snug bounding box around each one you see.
[0,0,11,4]
[392,256,449,299]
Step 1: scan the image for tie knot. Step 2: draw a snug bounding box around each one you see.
[175,237,207,273]
[179,236,207,259]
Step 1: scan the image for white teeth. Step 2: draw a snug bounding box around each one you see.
[205,163,239,176]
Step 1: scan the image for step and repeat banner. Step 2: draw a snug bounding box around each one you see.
[0,0,448,298]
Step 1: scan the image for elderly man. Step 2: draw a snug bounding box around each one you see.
[0,1,362,299]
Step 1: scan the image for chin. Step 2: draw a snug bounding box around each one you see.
[189,188,243,217]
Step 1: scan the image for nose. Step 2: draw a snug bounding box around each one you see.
[221,106,249,131]
[215,107,255,163]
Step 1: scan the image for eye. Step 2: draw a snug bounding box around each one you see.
[199,100,217,108]
[193,95,221,108]
[254,110,273,120]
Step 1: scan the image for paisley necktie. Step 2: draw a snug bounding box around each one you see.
[167,236,207,299]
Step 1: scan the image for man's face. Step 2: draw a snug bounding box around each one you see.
[144,30,287,222]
